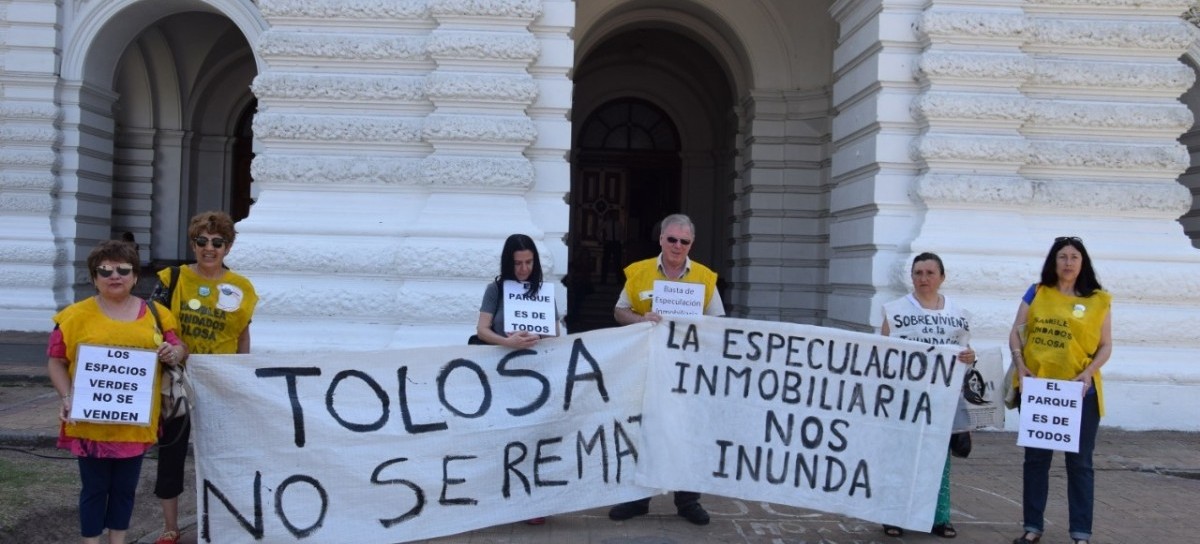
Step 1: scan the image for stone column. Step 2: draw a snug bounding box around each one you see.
[730,90,832,323]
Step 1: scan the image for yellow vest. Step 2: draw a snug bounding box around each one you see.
[53,298,179,443]
[1021,285,1112,415]
[157,265,258,354]
[623,257,718,316]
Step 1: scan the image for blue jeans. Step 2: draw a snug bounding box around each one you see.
[78,455,144,538]
[1021,389,1100,541]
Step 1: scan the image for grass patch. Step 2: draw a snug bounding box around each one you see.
[0,448,77,531]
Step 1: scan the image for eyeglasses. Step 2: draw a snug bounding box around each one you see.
[1055,236,1082,243]
[96,264,134,278]
[665,236,692,246]
[193,236,227,249]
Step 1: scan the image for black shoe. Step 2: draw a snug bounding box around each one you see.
[608,502,649,521]
[677,503,710,525]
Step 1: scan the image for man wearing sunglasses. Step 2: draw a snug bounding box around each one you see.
[608,213,724,526]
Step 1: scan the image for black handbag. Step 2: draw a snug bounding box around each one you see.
[949,432,972,458]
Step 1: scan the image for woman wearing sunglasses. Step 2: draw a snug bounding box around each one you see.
[1010,237,1111,544]
[879,252,977,539]
[149,211,258,544]
[474,233,559,525]
[47,240,186,544]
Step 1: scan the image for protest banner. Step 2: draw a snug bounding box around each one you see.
[502,280,557,335]
[637,316,965,531]
[651,280,704,316]
[1016,377,1083,453]
[187,325,657,543]
[69,344,156,425]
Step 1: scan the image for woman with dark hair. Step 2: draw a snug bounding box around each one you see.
[474,234,557,349]
[149,211,258,544]
[475,234,559,525]
[1010,237,1111,544]
[47,240,186,544]
[880,252,976,539]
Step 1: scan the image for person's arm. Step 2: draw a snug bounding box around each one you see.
[1076,311,1112,395]
[475,312,539,349]
[880,307,891,337]
[48,357,72,422]
[613,284,660,324]
[237,326,251,354]
[1009,301,1032,378]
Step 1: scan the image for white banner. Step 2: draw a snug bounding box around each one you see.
[638,317,964,531]
[188,326,656,543]
[188,318,966,541]
[502,280,557,335]
[69,344,156,425]
[1017,377,1083,453]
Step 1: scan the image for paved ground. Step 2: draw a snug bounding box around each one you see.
[3,331,1199,543]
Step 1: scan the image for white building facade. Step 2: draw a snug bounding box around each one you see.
[2,0,1199,430]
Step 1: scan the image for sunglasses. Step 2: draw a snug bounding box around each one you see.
[665,236,692,246]
[193,236,227,249]
[1055,236,1082,243]
[96,264,134,278]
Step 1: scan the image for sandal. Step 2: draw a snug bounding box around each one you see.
[154,530,180,544]
[931,523,957,538]
[1012,533,1040,544]
[883,525,903,537]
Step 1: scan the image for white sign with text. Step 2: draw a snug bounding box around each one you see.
[69,344,156,425]
[651,280,704,316]
[1016,377,1083,453]
[502,280,557,335]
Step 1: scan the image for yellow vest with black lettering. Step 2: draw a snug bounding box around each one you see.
[622,257,717,316]
[157,266,258,355]
[53,298,177,443]
[1021,285,1111,415]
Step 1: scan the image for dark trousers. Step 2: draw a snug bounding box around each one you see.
[155,415,192,499]
[78,455,144,537]
[1022,389,1100,540]
[618,491,701,511]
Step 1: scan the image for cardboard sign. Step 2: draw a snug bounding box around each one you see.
[638,316,964,531]
[1016,377,1083,453]
[502,280,557,335]
[69,344,156,425]
[651,280,704,316]
[957,347,1006,430]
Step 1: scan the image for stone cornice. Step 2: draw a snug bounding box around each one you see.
[0,193,54,213]
[258,31,427,60]
[0,103,58,120]
[913,93,1029,123]
[423,114,536,143]
[915,175,1033,205]
[0,126,59,144]
[917,10,1027,41]
[0,172,56,191]
[917,51,1032,81]
[252,73,427,102]
[254,113,424,142]
[252,155,422,185]
[428,0,542,19]
[0,149,57,168]
[1029,19,1195,50]
[1026,101,1193,132]
[426,31,539,61]
[1031,179,1192,214]
[915,174,1191,214]
[1027,141,1189,171]
[1030,60,1194,90]
[913,135,1029,164]
[422,156,534,187]
[258,0,428,19]
[425,72,538,103]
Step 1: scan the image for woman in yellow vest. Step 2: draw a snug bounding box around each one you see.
[47,240,186,544]
[149,211,258,544]
[1009,237,1112,544]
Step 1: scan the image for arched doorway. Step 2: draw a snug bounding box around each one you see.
[568,98,682,331]
[58,2,262,298]
[570,27,738,331]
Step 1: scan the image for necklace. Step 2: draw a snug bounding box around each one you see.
[96,295,135,319]
[914,293,944,311]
